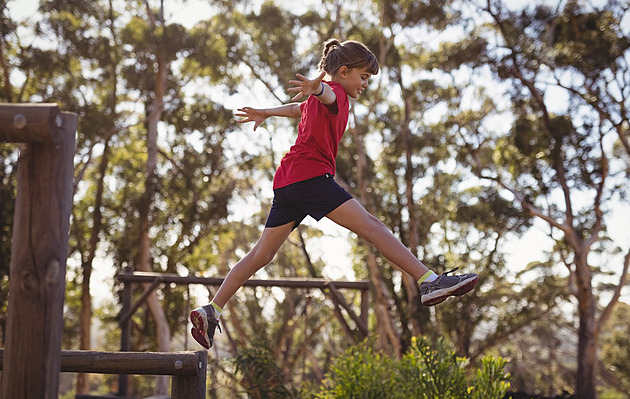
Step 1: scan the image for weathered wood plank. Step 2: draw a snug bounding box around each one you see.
[0,103,62,143]
[0,349,206,376]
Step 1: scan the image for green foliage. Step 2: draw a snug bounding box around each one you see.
[550,4,630,76]
[471,356,511,399]
[395,337,469,398]
[313,337,510,399]
[315,342,395,398]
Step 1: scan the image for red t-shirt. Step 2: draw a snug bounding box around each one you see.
[273,81,349,189]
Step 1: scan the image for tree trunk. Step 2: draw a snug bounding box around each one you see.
[350,124,401,355]
[136,27,171,394]
[76,141,111,394]
[575,250,597,399]
[401,93,421,337]
[78,11,119,388]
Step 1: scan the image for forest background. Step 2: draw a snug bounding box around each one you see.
[0,0,629,398]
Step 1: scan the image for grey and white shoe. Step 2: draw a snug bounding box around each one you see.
[420,268,478,306]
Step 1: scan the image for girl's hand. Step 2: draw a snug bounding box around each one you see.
[235,107,267,131]
[287,71,326,101]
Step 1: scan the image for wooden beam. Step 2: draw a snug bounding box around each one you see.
[0,103,62,143]
[61,350,204,376]
[117,271,370,291]
[1,112,77,399]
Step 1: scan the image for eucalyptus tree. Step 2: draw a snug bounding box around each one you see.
[109,0,242,394]
[456,1,630,397]
[323,0,542,362]
[0,0,123,392]
[32,0,130,393]
[19,0,242,395]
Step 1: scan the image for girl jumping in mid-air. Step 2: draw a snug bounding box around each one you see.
[190,39,478,349]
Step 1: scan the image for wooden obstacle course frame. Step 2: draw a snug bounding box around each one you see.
[0,349,207,399]
[117,270,370,341]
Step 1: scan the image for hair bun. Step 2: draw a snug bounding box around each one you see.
[323,39,341,55]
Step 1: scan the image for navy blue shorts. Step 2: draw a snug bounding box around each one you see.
[265,173,353,229]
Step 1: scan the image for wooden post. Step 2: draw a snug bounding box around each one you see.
[118,266,133,397]
[360,289,369,333]
[1,106,76,399]
[171,351,207,399]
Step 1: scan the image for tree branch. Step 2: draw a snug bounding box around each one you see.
[596,247,630,336]
[584,128,608,250]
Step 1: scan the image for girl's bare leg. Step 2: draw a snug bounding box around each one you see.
[326,199,429,280]
[212,221,294,308]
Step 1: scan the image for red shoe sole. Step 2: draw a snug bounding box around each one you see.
[190,310,210,349]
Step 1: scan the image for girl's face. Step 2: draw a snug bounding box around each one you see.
[336,66,373,99]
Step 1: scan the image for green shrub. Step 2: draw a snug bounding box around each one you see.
[314,336,510,399]
[314,342,395,399]
[396,337,469,399]
[470,355,511,399]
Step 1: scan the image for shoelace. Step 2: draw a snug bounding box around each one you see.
[210,318,222,334]
[442,267,459,275]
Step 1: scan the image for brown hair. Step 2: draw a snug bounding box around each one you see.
[317,39,379,77]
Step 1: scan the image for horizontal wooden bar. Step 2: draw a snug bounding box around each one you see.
[117,271,370,290]
[0,103,62,143]
[0,349,206,376]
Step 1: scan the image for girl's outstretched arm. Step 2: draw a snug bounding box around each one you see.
[235,104,301,131]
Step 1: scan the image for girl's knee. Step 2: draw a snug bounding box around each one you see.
[250,246,276,266]
[358,214,385,244]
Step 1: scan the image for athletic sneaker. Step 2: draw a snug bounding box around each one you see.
[190,305,222,349]
[420,268,478,306]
